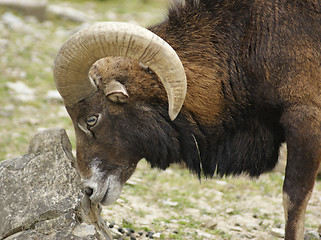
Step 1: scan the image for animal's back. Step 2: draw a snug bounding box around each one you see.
[243,0,321,107]
[181,0,321,107]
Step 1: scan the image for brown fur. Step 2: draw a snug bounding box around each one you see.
[66,1,321,239]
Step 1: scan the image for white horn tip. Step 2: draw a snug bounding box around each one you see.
[169,112,178,121]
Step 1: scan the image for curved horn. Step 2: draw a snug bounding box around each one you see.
[53,22,187,120]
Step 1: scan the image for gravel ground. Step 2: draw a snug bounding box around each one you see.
[102,161,321,240]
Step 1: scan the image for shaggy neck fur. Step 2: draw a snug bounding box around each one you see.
[145,106,283,178]
[130,0,286,178]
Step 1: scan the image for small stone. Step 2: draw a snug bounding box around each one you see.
[204,218,217,230]
[161,199,178,207]
[47,4,91,23]
[226,208,234,214]
[108,223,114,228]
[126,179,138,185]
[153,232,161,238]
[215,180,228,186]
[0,0,47,21]
[110,228,123,238]
[118,227,125,234]
[147,231,154,238]
[230,226,243,232]
[270,228,285,238]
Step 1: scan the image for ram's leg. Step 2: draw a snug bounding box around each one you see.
[281,107,321,240]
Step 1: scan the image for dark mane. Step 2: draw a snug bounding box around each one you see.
[117,101,284,178]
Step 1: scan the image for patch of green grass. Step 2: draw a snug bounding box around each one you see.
[122,218,135,230]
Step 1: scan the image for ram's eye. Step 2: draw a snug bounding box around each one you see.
[85,115,98,127]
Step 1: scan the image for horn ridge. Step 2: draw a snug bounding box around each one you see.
[53,22,187,120]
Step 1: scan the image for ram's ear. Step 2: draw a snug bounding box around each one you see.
[104,80,129,104]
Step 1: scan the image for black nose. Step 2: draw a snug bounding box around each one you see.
[84,187,93,197]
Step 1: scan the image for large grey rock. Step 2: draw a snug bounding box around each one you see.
[0,128,111,240]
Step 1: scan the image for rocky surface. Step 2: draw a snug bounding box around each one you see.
[0,128,111,240]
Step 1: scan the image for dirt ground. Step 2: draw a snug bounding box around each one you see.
[102,161,321,240]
